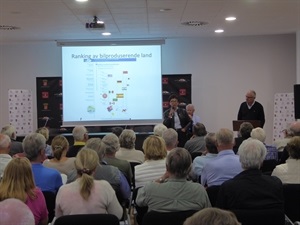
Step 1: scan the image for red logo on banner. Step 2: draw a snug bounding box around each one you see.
[162,78,168,84]
[42,80,48,86]
[163,101,169,108]
[59,80,62,86]
[179,89,186,96]
[42,92,49,98]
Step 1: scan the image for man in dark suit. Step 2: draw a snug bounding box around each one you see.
[163,94,191,147]
[237,90,265,128]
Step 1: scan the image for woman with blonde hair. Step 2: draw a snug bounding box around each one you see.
[55,148,123,219]
[134,135,167,187]
[43,135,76,176]
[0,157,48,225]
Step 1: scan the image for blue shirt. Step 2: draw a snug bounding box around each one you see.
[201,150,242,187]
[31,163,63,193]
[192,153,218,180]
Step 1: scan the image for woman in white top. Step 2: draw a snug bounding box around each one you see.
[116,129,145,163]
[134,135,167,188]
[272,136,300,184]
[43,135,76,175]
[55,148,123,219]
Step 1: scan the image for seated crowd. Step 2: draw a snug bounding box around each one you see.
[0,121,299,225]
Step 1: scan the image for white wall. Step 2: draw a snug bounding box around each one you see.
[0,34,296,143]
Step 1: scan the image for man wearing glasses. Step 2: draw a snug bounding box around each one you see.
[237,90,265,128]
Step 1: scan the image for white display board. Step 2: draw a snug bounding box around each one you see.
[273,93,294,142]
[8,89,33,136]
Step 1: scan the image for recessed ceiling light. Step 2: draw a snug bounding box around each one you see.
[159,8,171,12]
[102,32,111,36]
[181,21,208,26]
[215,29,224,33]
[76,0,88,2]
[225,17,236,21]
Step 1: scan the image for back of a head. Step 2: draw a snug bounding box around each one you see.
[168,94,179,102]
[119,129,136,149]
[75,148,99,200]
[36,127,49,141]
[0,198,35,225]
[102,133,120,155]
[72,126,88,141]
[22,133,46,161]
[250,127,266,143]
[162,128,178,149]
[85,138,104,160]
[239,122,254,138]
[0,134,11,153]
[1,125,16,140]
[142,135,167,160]
[238,138,267,170]
[286,136,300,159]
[111,127,124,137]
[193,123,207,137]
[290,121,300,136]
[183,208,241,225]
[216,128,234,147]
[166,147,191,178]
[153,123,168,137]
[51,135,69,160]
[205,133,218,154]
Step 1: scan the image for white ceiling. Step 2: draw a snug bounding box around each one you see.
[0,0,300,43]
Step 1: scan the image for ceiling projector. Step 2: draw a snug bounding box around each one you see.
[86,16,105,29]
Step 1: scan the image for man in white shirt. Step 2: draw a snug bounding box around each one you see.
[0,134,12,177]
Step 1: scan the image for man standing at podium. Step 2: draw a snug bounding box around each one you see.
[237,90,265,128]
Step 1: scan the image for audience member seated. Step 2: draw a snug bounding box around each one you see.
[23,133,63,193]
[280,121,300,164]
[251,127,278,161]
[116,129,145,163]
[216,139,284,212]
[0,198,35,225]
[43,135,76,175]
[135,135,167,188]
[183,207,241,225]
[36,127,53,158]
[0,134,12,177]
[274,123,293,152]
[66,126,89,157]
[1,124,23,156]
[162,128,178,154]
[201,128,242,187]
[85,138,130,200]
[136,147,211,213]
[0,158,48,225]
[111,126,124,137]
[190,133,218,181]
[153,123,168,137]
[102,133,133,185]
[272,136,300,183]
[184,123,207,155]
[233,122,253,153]
[55,148,123,220]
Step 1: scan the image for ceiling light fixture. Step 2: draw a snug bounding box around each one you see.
[76,0,88,2]
[225,16,236,21]
[215,29,224,33]
[181,21,208,26]
[102,32,111,36]
[159,8,171,12]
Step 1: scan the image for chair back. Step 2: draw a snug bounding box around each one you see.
[53,214,119,225]
[190,152,202,161]
[205,185,221,207]
[260,160,278,174]
[130,162,141,189]
[283,184,300,222]
[232,208,285,225]
[142,210,198,225]
[42,191,56,223]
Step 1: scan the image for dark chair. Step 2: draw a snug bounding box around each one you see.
[42,191,56,223]
[130,162,141,189]
[53,214,120,225]
[142,210,198,225]
[232,208,285,225]
[260,159,278,174]
[205,185,221,207]
[283,184,300,222]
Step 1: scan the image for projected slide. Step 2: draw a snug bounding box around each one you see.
[62,45,162,126]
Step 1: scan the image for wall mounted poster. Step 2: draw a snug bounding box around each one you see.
[8,89,33,136]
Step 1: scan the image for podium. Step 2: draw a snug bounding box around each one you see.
[232,120,261,131]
